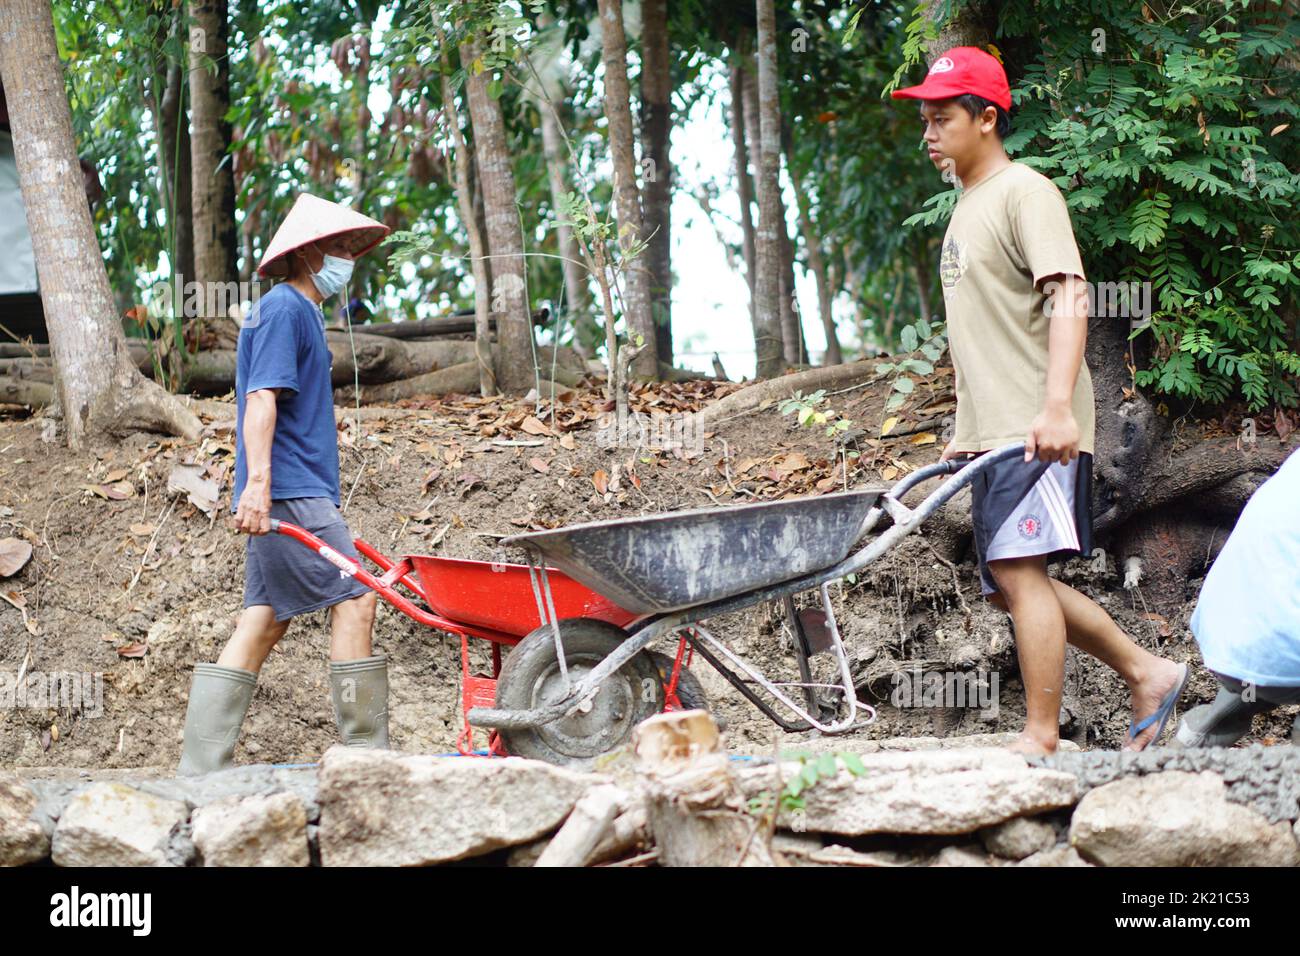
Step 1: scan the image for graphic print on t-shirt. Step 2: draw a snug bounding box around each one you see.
[939,233,967,299]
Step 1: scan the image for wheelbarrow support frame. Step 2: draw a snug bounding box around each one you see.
[466,442,1028,735]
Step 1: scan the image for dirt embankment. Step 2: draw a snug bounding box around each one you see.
[0,373,1293,771]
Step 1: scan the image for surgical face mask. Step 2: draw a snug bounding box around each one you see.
[308,245,354,299]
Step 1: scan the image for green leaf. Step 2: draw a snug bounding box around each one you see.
[901,325,919,352]
[800,762,820,788]
[840,752,868,776]
[893,377,915,394]
[816,753,839,778]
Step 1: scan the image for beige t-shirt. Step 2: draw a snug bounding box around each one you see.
[939,161,1096,455]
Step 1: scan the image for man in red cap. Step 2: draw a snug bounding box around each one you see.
[892,48,1187,755]
[177,193,393,775]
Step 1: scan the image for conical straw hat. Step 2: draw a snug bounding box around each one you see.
[257,192,390,279]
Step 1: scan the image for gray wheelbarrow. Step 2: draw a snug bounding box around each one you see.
[467,441,1028,767]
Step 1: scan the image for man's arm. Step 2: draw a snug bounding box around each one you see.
[1026,273,1086,464]
[235,388,280,535]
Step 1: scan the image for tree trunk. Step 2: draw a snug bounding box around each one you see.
[912,238,934,326]
[596,0,657,380]
[531,11,592,357]
[151,4,195,299]
[460,38,535,394]
[919,0,991,61]
[728,42,758,331]
[633,711,775,867]
[441,57,496,396]
[0,0,200,446]
[785,126,841,364]
[188,0,238,294]
[778,206,805,364]
[750,0,786,379]
[640,0,673,368]
[469,143,493,294]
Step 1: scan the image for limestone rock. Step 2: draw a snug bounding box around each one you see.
[0,773,48,866]
[317,746,600,866]
[51,783,188,867]
[1018,845,1092,867]
[980,815,1058,860]
[1069,770,1300,866]
[192,791,310,867]
[737,748,1078,836]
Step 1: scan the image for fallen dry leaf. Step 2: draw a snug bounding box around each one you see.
[168,464,219,515]
[116,642,148,659]
[521,416,552,436]
[0,538,33,577]
[592,470,609,495]
[128,523,156,537]
[528,457,549,473]
[559,433,577,451]
[103,467,130,483]
[880,417,899,436]
[910,433,937,445]
[83,482,134,501]
[1276,407,1294,441]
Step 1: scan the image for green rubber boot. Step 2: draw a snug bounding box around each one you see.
[177,663,258,776]
[329,654,390,749]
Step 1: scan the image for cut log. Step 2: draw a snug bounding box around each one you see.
[696,359,879,427]
[0,343,50,359]
[633,710,774,867]
[0,377,54,407]
[183,397,435,425]
[534,785,624,867]
[0,358,52,382]
[345,308,549,340]
[333,362,481,403]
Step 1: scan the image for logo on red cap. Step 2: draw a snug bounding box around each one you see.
[890,46,1012,112]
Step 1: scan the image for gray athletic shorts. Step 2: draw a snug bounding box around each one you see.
[243,497,370,622]
[969,452,1094,596]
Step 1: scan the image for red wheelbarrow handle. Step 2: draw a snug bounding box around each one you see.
[268,519,501,640]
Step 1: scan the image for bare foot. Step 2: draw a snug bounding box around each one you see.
[1123,658,1185,751]
[1005,729,1058,756]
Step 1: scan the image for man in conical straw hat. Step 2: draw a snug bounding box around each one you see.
[177,193,392,776]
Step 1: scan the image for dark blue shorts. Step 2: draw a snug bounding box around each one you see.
[243,497,370,622]
[969,452,1094,596]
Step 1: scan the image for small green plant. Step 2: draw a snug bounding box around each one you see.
[874,317,948,413]
[778,389,854,438]
[748,749,868,824]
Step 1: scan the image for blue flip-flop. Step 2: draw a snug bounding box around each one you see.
[1127,663,1190,749]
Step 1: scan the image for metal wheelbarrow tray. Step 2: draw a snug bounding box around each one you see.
[469,443,1030,743]
[500,488,885,616]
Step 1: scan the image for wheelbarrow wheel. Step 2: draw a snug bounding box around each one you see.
[646,651,724,730]
[493,618,664,769]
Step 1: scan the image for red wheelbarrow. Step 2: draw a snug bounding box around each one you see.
[273,442,1027,769]
[269,519,709,761]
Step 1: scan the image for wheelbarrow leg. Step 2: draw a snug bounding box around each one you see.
[783,595,834,722]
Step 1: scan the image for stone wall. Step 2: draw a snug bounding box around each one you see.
[2,738,1297,867]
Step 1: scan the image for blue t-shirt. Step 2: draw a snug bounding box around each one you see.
[1190,446,1300,686]
[232,282,340,511]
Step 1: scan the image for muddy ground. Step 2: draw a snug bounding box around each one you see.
[1,371,1294,771]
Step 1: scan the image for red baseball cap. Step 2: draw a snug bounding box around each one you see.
[891,46,1011,112]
